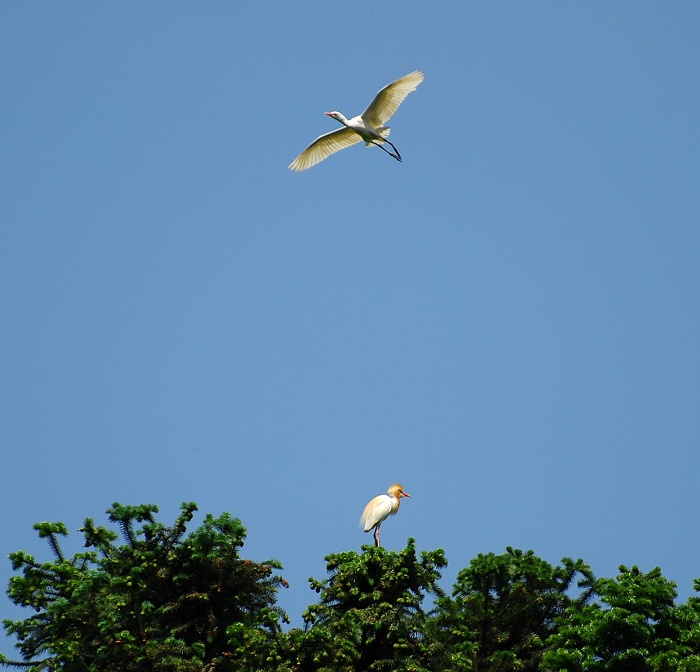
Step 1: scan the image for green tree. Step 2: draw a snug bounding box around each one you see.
[431,547,595,671]
[542,565,700,672]
[1,502,288,672]
[286,539,447,672]
[7,506,700,672]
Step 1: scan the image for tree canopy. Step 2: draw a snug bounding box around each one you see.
[2,502,700,671]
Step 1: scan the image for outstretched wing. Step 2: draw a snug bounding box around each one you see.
[289,127,362,172]
[361,70,424,127]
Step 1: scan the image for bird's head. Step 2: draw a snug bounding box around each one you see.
[388,484,411,499]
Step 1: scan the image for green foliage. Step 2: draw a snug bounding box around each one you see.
[4,506,700,672]
[1,503,288,672]
[542,565,700,671]
[287,539,447,672]
[431,547,595,671]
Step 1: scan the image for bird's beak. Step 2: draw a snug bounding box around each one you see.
[324,111,333,116]
[402,492,412,498]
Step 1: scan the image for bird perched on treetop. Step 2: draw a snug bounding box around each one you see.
[360,484,411,547]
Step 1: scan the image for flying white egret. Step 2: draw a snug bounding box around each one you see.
[289,71,424,172]
[360,484,412,547]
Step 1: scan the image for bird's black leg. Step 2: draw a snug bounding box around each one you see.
[371,140,402,162]
[383,139,402,162]
[373,526,381,547]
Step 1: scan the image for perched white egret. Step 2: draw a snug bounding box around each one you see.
[360,484,412,547]
[289,71,424,172]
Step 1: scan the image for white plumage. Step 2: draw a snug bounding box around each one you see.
[289,71,424,172]
[360,484,411,547]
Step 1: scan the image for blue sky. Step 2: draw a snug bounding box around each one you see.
[2,2,699,651]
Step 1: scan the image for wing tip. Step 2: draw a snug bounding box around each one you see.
[289,154,314,172]
[400,70,425,85]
